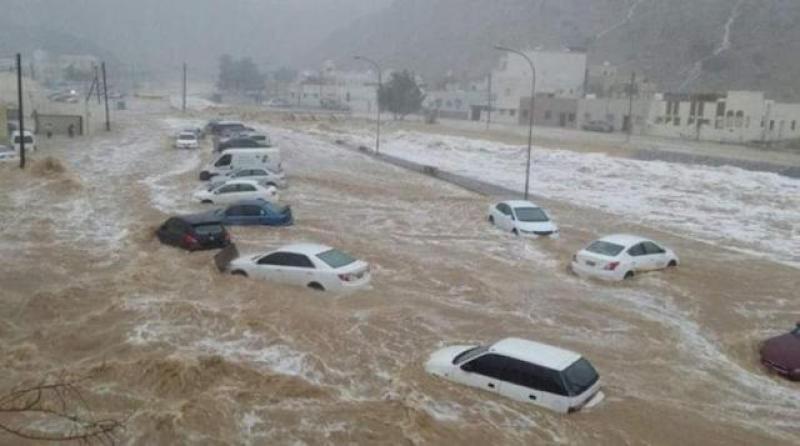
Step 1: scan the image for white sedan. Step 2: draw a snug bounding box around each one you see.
[175,131,199,149]
[228,243,371,293]
[425,338,604,414]
[570,234,679,281]
[193,179,278,205]
[209,167,286,189]
[488,200,560,239]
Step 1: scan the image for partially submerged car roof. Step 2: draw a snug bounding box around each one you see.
[180,212,224,226]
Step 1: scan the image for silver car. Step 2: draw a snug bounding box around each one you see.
[208,167,287,189]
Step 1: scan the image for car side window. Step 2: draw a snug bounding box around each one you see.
[627,243,646,256]
[243,205,262,216]
[226,206,243,216]
[218,184,238,194]
[642,242,666,255]
[496,204,511,215]
[215,154,232,167]
[257,252,292,266]
[284,253,315,268]
[502,358,569,396]
[239,184,256,192]
[461,354,509,380]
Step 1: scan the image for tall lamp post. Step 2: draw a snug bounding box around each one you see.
[494,45,535,200]
[354,55,382,155]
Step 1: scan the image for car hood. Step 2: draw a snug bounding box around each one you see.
[761,333,800,370]
[425,345,475,376]
[516,221,558,233]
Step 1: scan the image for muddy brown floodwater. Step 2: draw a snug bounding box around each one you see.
[1,102,799,445]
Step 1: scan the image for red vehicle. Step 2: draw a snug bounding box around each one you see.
[760,323,800,380]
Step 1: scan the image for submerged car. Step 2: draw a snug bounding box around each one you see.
[193,179,279,205]
[227,243,371,293]
[210,200,293,226]
[156,214,231,252]
[488,200,560,239]
[760,323,800,381]
[570,234,678,281]
[425,337,604,413]
[209,167,287,189]
[175,131,199,149]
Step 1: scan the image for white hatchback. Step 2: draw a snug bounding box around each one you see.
[571,234,679,281]
[209,167,287,189]
[228,243,371,293]
[488,200,559,239]
[193,179,278,205]
[426,338,604,414]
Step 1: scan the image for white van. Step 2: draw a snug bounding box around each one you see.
[199,148,282,181]
[425,337,604,413]
[10,131,36,152]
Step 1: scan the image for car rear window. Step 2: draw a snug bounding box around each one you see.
[316,249,357,269]
[193,223,224,235]
[562,358,599,396]
[586,241,624,257]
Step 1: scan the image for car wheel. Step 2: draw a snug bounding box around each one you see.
[307,282,325,291]
[668,259,678,267]
[488,215,495,225]
[231,270,248,277]
[199,171,210,181]
[624,271,635,280]
[201,200,213,204]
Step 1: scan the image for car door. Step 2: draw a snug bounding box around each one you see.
[497,358,569,412]
[642,241,668,270]
[281,253,317,286]
[236,184,258,201]
[255,252,292,283]
[224,205,245,225]
[241,204,264,225]
[215,184,240,204]
[457,353,507,396]
[495,204,514,231]
[626,243,647,272]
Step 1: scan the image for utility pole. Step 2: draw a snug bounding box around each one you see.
[101,62,110,131]
[486,72,492,131]
[495,45,535,200]
[16,53,25,169]
[182,62,187,113]
[626,71,635,142]
[94,66,102,104]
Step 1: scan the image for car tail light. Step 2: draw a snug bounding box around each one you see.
[183,234,198,246]
[604,261,620,271]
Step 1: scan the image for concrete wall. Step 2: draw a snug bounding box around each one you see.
[577,98,650,133]
[519,96,578,128]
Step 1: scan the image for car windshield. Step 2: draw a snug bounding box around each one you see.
[562,358,599,396]
[586,241,625,257]
[179,134,195,140]
[452,345,488,365]
[193,223,224,235]
[514,207,549,222]
[316,249,357,268]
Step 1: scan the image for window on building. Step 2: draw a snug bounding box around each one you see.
[770,120,775,130]
[715,117,723,129]
[792,120,797,131]
[716,101,726,117]
[726,111,734,128]
[545,110,552,120]
[735,111,744,128]
[698,101,705,117]
[510,110,516,117]
[521,110,529,119]
[674,117,681,126]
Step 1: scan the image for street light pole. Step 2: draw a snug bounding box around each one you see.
[494,45,535,200]
[354,55,382,155]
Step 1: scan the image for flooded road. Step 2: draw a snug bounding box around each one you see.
[1,103,798,445]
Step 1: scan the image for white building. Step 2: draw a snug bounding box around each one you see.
[647,91,800,144]
[489,49,587,124]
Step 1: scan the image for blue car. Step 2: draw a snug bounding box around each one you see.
[211,199,293,226]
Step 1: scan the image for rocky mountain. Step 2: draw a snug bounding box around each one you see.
[308,0,800,100]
